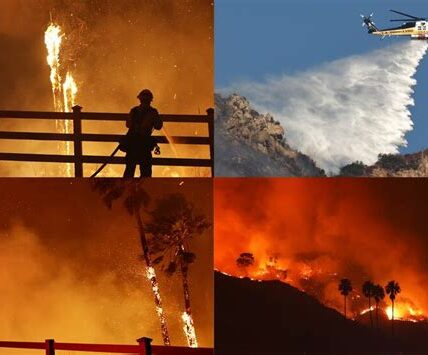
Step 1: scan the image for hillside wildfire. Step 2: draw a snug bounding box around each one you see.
[215,178,428,322]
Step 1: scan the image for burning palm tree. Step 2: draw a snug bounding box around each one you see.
[338,278,353,318]
[373,284,385,330]
[385,280,401,336]
[44,22,78,177]
[92,179,171,345]
[146,193,210,347]
[362,280,375,329]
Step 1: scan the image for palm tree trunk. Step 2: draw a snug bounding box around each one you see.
[368,296,373,329]
[391,301,394,337]
[375,301,379,331]
[179,244,198,347]
[136,211,171,346]
[344,295,347,318]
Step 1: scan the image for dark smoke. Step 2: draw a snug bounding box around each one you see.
[215,178,428,318]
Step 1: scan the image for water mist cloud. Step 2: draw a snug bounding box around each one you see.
[223,41,428,173]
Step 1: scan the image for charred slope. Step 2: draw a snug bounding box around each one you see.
[215,93,325,177]
[215,271,428,353]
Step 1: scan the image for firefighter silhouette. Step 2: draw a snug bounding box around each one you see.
[121,89,163,177]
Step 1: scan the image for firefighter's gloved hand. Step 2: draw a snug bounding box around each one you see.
[154,145,161,155]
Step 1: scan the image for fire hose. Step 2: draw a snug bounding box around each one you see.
[90,145,121,178]
[91,126,161,178]
[90,143,161,178]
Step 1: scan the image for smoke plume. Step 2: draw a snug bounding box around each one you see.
[215,178,428,319]
[0,0,213,177]
[0,179,213,348]
[223,41,428,173]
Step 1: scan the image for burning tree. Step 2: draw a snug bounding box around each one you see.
[373,284,385,330]
[44,22,78,177]
[92,179,171,345]
[145,193,210,348]
[385,280,401,336]
[236,253,255,276]
[338,278,353,319]
[362,281,375,329]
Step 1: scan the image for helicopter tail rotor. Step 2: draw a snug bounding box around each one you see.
[361,13,378,33]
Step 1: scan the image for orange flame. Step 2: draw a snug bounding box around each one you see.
[181,311,198,347]
[44,23,78,177]
[385,303,424,322]
[44,23,63,112]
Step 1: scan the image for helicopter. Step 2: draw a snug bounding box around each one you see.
[361,9,428,39]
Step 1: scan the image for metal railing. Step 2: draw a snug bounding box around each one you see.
[0,338,213,355]
[0,106,214,177]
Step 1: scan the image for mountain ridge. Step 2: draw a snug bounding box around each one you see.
[215,93,428,177]
[215,271,428,353]
[214,93,325,177]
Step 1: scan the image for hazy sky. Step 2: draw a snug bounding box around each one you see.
[215,177,428,317]
[0,0,213,114]
[0,178,213,347]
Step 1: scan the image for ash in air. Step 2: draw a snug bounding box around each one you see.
[215,178,428,352]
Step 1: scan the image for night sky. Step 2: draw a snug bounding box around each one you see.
[0,178,213,347]
[0,0,213,114]
[215,178,428,317]
[0,0,213,177]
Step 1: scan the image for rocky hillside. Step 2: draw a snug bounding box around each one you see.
[339,150,428,177]
[215,93,428,177]
[214,93,325,176]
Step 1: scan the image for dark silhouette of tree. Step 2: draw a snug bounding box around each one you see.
[385,280,401,336]
[373,284,385,330]
[362,280,375,329]
[92,179,170,345]
[145,193,210,347]
[236,253,255,276]
[339,161,367,176]
[339,278,353,318]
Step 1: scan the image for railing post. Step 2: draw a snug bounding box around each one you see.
[137,337,152,355]
[206,108,214,177]
[72,105,83,177]
[45,339,55,355]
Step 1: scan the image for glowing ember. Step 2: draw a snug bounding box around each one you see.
[360,306,375,315]
[63,72,78,113]
[145,266,170,345]
[44,23,63,112]
[215,180,428,324]
[385,303,425,321]
[181,311,198,348]
[44,22,78,177]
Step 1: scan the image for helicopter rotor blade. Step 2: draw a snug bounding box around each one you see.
[390,9,421,20]
[390,19,416,22]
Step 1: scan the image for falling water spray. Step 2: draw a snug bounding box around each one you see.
[225,41,428,173]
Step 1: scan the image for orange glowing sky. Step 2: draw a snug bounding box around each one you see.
[0,179,213,347]
[0,0,213,177]
[0,0,213,114]
[215,178,428,319]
